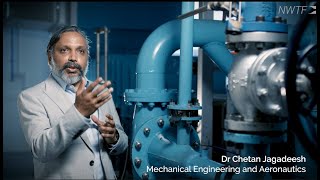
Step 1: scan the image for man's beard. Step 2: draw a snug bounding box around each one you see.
[49,57,89,85]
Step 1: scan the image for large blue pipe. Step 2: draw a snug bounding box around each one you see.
[148,135,233,179]
[178,2,194,106]
[130,17,234,179]
[136,19,233,90]
[177,2,194,145]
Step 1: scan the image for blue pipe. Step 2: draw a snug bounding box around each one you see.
[148,135,233,179]
[177,121,189,145]
[202,41,233,74]
[242,2,276,22]
[130,18,234,179]
[177,2,194,145]
[132,105,167,137]
[178,2,194,106]
[240,2,287,33]
[136,19,233,90]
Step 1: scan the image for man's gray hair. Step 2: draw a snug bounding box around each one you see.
[47,25,91,57]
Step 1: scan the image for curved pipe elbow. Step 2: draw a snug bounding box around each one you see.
[136,19,230,89]
[147,136,229,179]
[202,41,234,75]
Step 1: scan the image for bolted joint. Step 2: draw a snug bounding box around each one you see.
[257,88,268,97]
[235,42,246,50]
[143,127,151,137]
[135,141,142,151]
[258,66,267,76]
[137,102,143,107]
[192,141,200,149]
[134,158,142,168]
[142,172,149,180]
[255,42,265,50]
[273,16,282,23]
[148,102,155,108]
[157,119,164,128]
[273,51,285,62]
[256,15,265,22]
[270,104,281,114]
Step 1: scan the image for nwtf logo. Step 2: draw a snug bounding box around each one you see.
[278,6,316,15]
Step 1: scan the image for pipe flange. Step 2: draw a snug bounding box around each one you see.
[224,119,287,132]
[227,32,287,43]
[248,47,288,116]
[124,88,177,103]
[131,115,200,179]
[224,131,287,144]
[241,21,288,33]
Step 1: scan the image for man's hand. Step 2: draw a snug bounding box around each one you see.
[75,77,113,118]
[91,114,119,145]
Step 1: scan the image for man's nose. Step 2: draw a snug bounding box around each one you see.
[68,51,78,62]
[68,58,77,62]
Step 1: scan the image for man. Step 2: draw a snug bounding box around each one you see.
[17,25,128,180]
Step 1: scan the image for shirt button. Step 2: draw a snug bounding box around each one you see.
[89,160,94,166]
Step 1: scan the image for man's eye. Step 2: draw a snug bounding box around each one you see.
[60,49,68,53]
[79,49,85,54]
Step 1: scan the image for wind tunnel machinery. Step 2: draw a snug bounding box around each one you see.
[124,2,317,179]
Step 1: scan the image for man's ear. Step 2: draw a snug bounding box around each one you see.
[47,53,51,64]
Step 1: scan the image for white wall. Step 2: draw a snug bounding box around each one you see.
[3,25,51,152]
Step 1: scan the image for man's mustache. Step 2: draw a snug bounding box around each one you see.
[62,61,84,76]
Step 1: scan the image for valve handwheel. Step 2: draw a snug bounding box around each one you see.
[285,2,318,162]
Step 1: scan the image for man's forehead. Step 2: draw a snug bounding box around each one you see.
[56,32,87,46]
[60,32,85,40]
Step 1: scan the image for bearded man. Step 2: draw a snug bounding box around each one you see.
[17,25,128,180]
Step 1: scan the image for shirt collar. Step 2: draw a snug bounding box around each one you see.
[51,72,89,93]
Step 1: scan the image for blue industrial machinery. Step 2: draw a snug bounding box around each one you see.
[124,1,317,179]
[225,2,289,179]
